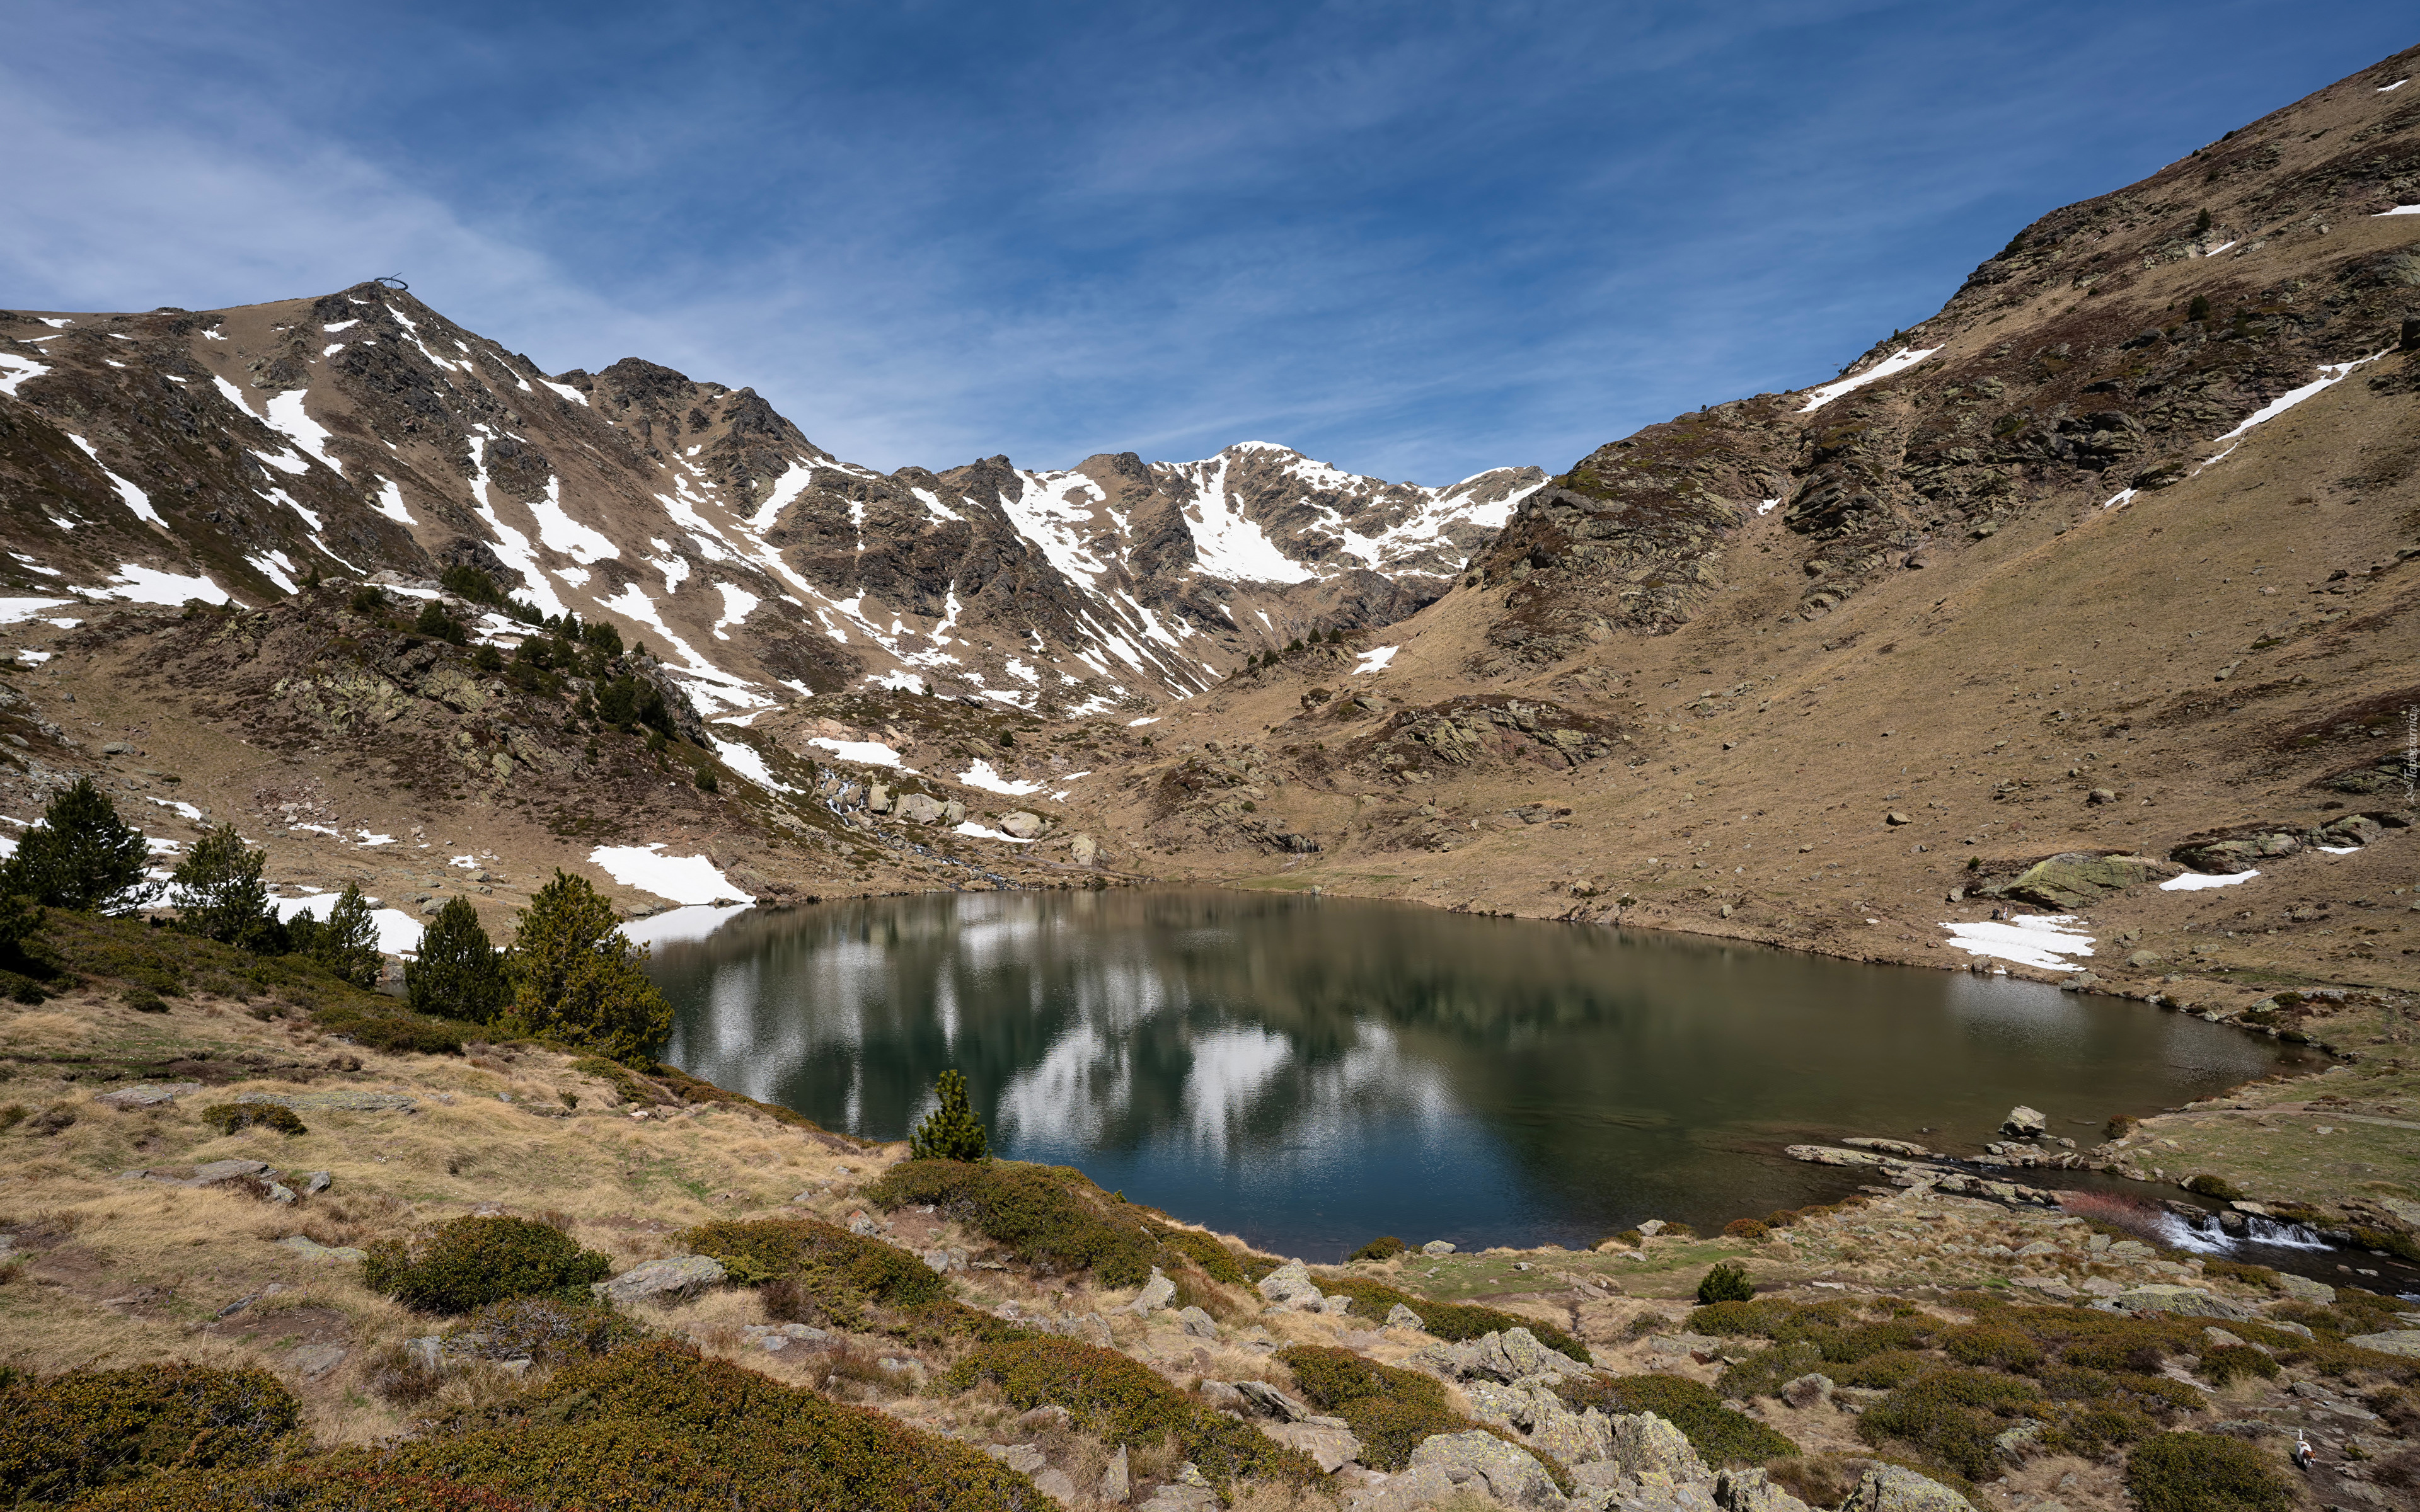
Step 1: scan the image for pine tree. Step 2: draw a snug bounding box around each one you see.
[408,896,509,1021]
[908,1069,989,1162]
[2,777,157,915]
[502,871,671,1060]
[310,883,382,988]
[171,825,279,949]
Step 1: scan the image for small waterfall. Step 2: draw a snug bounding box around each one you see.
[2162,1210,2331,1254]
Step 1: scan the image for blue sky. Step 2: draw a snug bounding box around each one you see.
[4,3,2409,483]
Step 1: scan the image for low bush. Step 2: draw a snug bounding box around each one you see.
[200,1102,308,1137]
[867,1158,1165,1288]
[1150,1222,1268,1283]
[445,1295,650,1367]
[2123,1431,2292,1512]
[1940,1324,2043,1370]
[1555,1373,1798,1467]
[2199,1257,2279,1292]
[1282,1345,1472,1470]
[0,1362,301,1504]
[1855,1368,2043,1482]
[1316,1274,1591,1364]
[678,1218,948,1329]
[952,1337,1320,1488]
[1763,1452,1867,1509]
[362,1215,611,1315]
[122,987,167,1013]
[1349,1235,1407,1263]
[2183,1174,2245,1201]
[1722,1219,1771,1242]
[1698,1262,1756,1304]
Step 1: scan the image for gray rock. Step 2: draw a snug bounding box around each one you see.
[277,1234,365,1264]
[302,1171,331,1196]
[1780,1372,1834,1410]
[2273,1273,2337,1305]
[1199,1380,1246,1412]
[986,1444,1048,1475]
[1610,1412,1708,1482]
[2202,1327,2245,1349]
[1478,1326,1589,1380]
[192,1158,275,1183]
[591,1254,726,1306]
[2109,1285,2257,1322]
[1235,1379,1318,1422]
[238,1090,417,1112]
[1718,1467,1814,1512]
[1256,1259,1325,1308]
[942,799,967,826]
[999,811,1044,839]
[1421,1239,1457,1256]
[2001,1106,2048,1138]
[1997,853,2179,909]
[1139,1485,1219,1512]
[93,1081,203,1109]
[1407,1429,1565,1508]
[2346,1331,2420,1358]
[1069,833,1098,867]
[867,782,894,814]
[1130,1265,1178,1315]
[290,1343,347,1379]
[1101,1445,1131,1504]
[1839,1465,1968,1512]
[1530,1400,1615,1467]
[1385,1302,1427,1331]
[1176,1305,1219,1338]
[1034,1468,1078,1504]
[1993,1419,2044,1461]
[894,792,947,825]
[1267,1421,1364,1472]
[405,1336,442,1372]
[265,1181,297,1205]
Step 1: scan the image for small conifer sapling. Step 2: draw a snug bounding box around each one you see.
[908,1069,990,1162]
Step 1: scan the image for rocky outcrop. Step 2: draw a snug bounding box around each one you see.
[592,1254,726,1305]
[1988,852,2179,907]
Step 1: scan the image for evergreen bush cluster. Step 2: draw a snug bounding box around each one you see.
[1348,1235,1407,1262]
[199,1102,308,1137]
[867,1159,1170,1288]
[361,1215,612,1315]
[1279,1344,1474,1470]
[0,1362,301,1504]
[906,1069,989,1161]
[1697,1261,1756,1303]
[2124,1432,2291,1512]
[0,777,153,915]
[677,1217,949,1331]
[951,1337,1320,1488]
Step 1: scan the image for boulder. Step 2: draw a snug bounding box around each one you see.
[999,811,1044,839]
[1997,852,2179,908]
[1384,1302,1427,1332]
[1128,1266,1177,1315]
[591,1254,727,1306]
[1406,1430,1565,1508]
[192,1159,275,1184]
[1610,1411,1709,1482]
[867,782,894,814]
[278,1234,366,1263]
[2272,1272,2336,1305]
[1175,1305,1219,1338]
[1528,1400,1615,1466]
[1838,1465,1969,1512]
[2346,1331,2420,1358]
[1034,1469,1078,1504]
[2170,830,2302,874]
[1780,1372,1835,1410]
[1266,1421,1363,1472]
[942,799,967,825]
[986,1445,1048,1476]
[1069,832,1098,867]
[1718,1467,1814,1512]
[2000,1106,2048,1138]
[1255,1260,1325,1308]
[1100,1445,1131,1504]
[1421,1239,1456,1256]
[1235,1380,1318,1422]
[2107,1285,2257,1322]
[894,792,947,825]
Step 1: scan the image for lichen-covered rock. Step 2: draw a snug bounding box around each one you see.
[1256,1259,1325,1308]
[591,1254,727,1305]
[1407,1430,1565,1508]
[2347,1331,2420,1358]
[1385,1302,1427,1331]
[1610,1412,1708,1483]
[1127,1265,1177,1315]
[1175,1305,1218,1338]
[1838,1465,1968,1512]
[1995,852,2179,908]
[1717,1467,1813,1512]
[1267,1421,1364,1472]
[2107,1285,2256,1322]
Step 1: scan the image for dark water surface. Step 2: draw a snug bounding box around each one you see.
[647,890,2302,1261]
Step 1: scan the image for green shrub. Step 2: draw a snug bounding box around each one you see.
[122,987,167,1014]
[443,1295,648,1367]
[2186,295,2212,324]
[1691,1298,1801,1337]
[200,1102,307,1137]
[349,585,388,615]
[1555,1373,1798,1467]
[315,1005,466,1054]
[1698,1262,1756,1304]
[2124,1431,2291,1512]
[1150,1223,1265,1284]
[1281,1344,1480,1470]
[2184,1174,2245,1201]
[502,872,671,1060]
[1315,1274,1591,1364]
[78,1466,538,1510]
[0,1363,299,1504]
[694,768,718,793]
[1349,1235,1407,1263]
[867,1159,1162,1287]
[1857,1368,2043,1481]
[1941,1324,2043,1370]
[1829,1351,1937,1390]
[1723,1219,1771,1242]
[415,600,468,645]
[1,777,154,915]
[362,1215,611,1315]
[953,1337,1318,1488]
[906,1069,989,1162]
[408,898,509,1024]
[678,1217,947,1329]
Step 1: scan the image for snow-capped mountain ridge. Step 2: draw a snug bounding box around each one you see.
[0,285,1542,718]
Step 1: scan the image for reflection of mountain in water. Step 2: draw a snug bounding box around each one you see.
[649,891,2296,1252]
